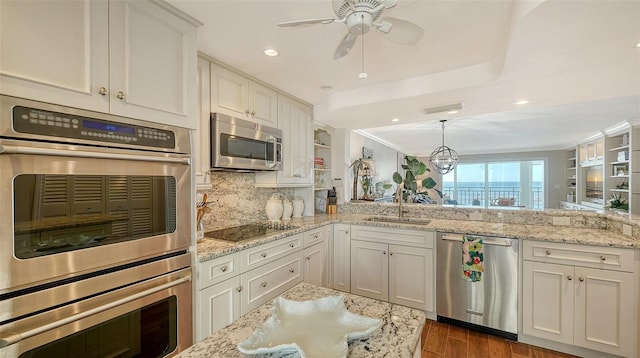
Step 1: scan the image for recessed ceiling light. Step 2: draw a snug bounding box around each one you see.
[636,42,640,48]
[391,118,400,122]
[515,100,529,105]
[264,48,279,56]
[447,110,458,114]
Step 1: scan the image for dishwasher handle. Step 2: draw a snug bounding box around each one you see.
[441,234,513,247]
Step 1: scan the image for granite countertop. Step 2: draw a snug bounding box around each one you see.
[175,283,425,358]
[196,214,638,263]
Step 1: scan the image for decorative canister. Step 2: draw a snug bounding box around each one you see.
[282,198,293,221]
[265,194,283,221]
[292,197,304,218]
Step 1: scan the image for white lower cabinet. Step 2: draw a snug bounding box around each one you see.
[197,276,241,341]
[522,240,637,357]
[302,226,331,287]
[350,225,435,311]
[332,224,351,292]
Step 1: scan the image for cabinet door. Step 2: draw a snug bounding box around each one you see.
[276,94,313,185]
[195,57,211,187]
[574,267,635,357]
[248,81,278,127]
[0,0,109,113]
[332,224,351,292]
[324,225,333,289]
[350,240,388,301]
[303,241,327,287]
[197,276,241,341]
[522,261,574,345]
[210,64,249,118]
[389,245,433,311]
[109,0,197,128]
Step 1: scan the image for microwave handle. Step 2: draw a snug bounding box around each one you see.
[266,136,278,168]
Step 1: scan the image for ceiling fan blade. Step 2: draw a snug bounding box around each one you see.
[376,16,424,45]
[333,32,358,59]
[278,17,336,27]
[382,0,398,9]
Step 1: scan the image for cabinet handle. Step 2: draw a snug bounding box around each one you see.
[289,268,294,274]
[236,286,242,292]
[567,275,573,281]
[245,109,250,116]
[98,87,107,96]
[600,255,606,261]
[251,111,256,117]
[578,277,584,282]
[306,257,310,260]
[116,91,125,100]
[313,234,319,240]
[345,231,349,234]
[220,266,227,272]
[261,282,267,288]
[383,251,387,255]
[545,250,551,256]
[289,243,295,248]
[261,252,267,258]
[390,252,394,256]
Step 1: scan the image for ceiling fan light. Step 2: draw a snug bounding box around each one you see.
[263,48,279,56]
[358,72,368,79]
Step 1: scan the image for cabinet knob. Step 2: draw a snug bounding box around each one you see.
[545,250,551,256]
[313,234,319,239]
[306,257,310,260]
[383,251,387,255]
[345,231,349,235]
[98,87,107,96]
[390,252,394,256]
[236,286,242,292]
[567,275,573,281]
[251,111,256,117]
[220,266,227,272]
[578,277,584,282]
[261,252,267,258]
[289,243,295,248]
[600,255,606,261]
[245,109,250,116]
[116,91,125,100]
[261,282,267,288]
[289,268,294,273]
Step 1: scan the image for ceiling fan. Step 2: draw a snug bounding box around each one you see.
[278,0,424,59]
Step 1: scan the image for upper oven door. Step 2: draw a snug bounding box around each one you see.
[210,113,282,171]
[0,139,191,293]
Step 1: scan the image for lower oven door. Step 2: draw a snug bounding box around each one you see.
[0,267,192,357]
[0,138,191,292]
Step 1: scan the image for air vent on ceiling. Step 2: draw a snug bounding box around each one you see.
[422,102,464,115]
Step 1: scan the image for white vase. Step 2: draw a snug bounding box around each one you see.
[282,198,293,221]
[265,195,283,221]
[292,197,304,218]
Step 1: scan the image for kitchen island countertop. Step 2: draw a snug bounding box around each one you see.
[175,282,425,358]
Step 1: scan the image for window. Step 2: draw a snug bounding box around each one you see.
[443,160,544,209]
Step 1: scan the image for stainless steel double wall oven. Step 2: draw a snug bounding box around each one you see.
[0,95,193,357]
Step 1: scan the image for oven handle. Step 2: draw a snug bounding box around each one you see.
[0,274,191,348]
[441,234,513,247]
[0,144,190,164]
[266,136,277,168]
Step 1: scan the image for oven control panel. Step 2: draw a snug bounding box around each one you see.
[12,106,176,149]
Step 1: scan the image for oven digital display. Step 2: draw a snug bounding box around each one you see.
[83,120,135,134]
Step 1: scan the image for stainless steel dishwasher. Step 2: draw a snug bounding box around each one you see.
[436,232,519,340]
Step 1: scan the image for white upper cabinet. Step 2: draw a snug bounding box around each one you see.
[210,63,277,127]
[0,0,199,129]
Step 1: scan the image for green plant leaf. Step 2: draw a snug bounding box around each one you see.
[422,177,437,189]
[416,162,427,176]
[392,172,403,184]
[433,188,443,198]
[406,171,416,182]
[401,164,409,170]
[406,155,417,162]
[406,181,418,193]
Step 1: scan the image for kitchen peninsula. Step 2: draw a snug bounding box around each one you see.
[177,282,425,357]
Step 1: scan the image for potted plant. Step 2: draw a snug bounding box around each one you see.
[392,155,442,202]
[609,192,628,211]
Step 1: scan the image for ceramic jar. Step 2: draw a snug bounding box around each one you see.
[292,197,304,218]
[265,194,283,221]
[282,198,293,221]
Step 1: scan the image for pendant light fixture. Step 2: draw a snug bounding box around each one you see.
[429,120,458,174]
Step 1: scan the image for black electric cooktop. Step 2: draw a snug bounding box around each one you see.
[204,223,296,243]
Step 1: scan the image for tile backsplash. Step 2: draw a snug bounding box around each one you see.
[197,172,295,230]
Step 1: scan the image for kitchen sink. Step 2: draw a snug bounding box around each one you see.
[365,217,431,225]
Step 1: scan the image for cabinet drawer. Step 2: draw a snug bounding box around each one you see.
[352,225,434,248]
[197,252,240,289]
[241,251,303,313]
[523,240,635,272]
[303,227,328,248]
[241,234,302,272]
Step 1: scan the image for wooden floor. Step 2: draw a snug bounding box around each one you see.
[420,320,580,358]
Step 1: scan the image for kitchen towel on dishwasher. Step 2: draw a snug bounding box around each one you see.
[462,235,484,282]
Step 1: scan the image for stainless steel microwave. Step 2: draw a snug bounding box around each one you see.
[210,113,282,171]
